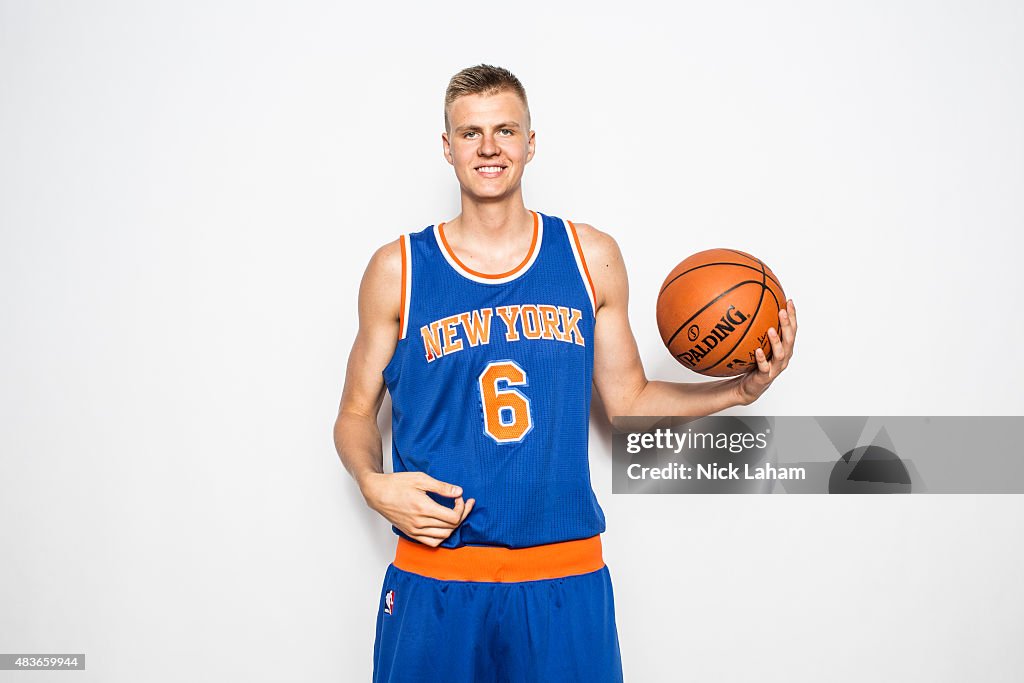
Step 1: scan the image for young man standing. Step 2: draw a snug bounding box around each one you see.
[334,64,797,682]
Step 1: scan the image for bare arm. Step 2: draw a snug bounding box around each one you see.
[334,241,400,486]
[334,240,474,546]
[578,224,796,419]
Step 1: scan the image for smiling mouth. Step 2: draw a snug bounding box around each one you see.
[475,165,507,176]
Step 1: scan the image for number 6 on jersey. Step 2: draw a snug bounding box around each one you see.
[478,360,534,444]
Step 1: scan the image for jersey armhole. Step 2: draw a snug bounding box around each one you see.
[398,234,412,340]
[565,219,597,315]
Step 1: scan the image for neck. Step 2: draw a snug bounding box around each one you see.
[450,190,531,239]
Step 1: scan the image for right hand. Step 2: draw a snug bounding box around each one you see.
[359,471,475,547]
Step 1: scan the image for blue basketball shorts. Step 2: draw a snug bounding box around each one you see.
[372,536,623,682]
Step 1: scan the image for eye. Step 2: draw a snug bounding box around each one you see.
[463,131,479,139]
[499,129,514,136]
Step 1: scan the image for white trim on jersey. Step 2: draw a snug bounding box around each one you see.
[400,233,412,340]
[432,212,544,285]
[563,218,597,315]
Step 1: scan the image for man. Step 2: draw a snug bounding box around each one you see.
[334,64,797,682]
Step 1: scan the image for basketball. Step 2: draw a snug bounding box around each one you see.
[656,249,787,377]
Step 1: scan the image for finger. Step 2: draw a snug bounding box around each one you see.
[417,497,463,526]
[779,315,796,356]
[415,535,445,548]
[783,301,797,357]
[767,327,785,365]
[420,498,475,532]
[778,308,793,343]
[412,526,455,540]
[754,347,771,374]
[458,498,476,525]
[415,472,463,499]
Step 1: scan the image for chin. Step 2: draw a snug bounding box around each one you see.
[474,185,519,200]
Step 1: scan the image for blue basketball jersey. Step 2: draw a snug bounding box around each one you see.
[382,210,606,549]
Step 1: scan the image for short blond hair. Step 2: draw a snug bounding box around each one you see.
[444,64,530,131]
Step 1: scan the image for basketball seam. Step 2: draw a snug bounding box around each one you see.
[664,279,765,349]
[690,260,769,373]
[659,260,784,297]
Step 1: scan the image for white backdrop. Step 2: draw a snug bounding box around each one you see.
[2,1,1023,681]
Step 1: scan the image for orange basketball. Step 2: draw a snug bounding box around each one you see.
[656,249,787,377]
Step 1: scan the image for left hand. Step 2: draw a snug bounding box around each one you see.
[735,299,797,405]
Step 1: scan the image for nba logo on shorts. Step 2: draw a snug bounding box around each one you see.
[384,590,395,616]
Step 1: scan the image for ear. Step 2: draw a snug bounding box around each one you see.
[441,131,454,165]
[526,129,536,163]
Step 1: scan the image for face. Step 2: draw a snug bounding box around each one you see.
[442,90,535,202]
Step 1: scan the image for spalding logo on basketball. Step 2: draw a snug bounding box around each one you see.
[657,249,787,377]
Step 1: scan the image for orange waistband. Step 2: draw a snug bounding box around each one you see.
[394,535,605,583]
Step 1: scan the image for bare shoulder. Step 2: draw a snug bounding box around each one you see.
[359,238,403,320]
[571,222,627,310]
[365,238,403,281]
[571,222,624,270]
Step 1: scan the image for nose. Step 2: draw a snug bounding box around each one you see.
[478,132,499,157]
